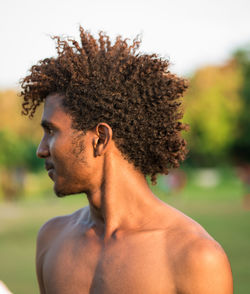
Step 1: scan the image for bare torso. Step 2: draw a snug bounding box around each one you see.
[36,203,230,294]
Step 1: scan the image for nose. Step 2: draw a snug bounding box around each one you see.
[36,136,50,158]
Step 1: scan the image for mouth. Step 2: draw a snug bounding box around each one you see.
[45,162,55,180]
[47,168,54,180]
[45,161,54,171]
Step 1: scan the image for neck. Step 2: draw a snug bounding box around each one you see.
[86,151,162,240]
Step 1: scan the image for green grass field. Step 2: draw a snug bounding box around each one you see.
[0,168,249,294]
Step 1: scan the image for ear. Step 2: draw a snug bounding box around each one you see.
[92,123,113,157]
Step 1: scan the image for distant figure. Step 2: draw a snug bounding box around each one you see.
[164,169,187,194]
[20,27,233,294]
[0,281,12,294]
[236,163,250,209]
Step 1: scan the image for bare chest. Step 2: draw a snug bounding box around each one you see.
[42,232,175,294]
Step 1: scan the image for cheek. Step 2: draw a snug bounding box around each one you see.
[71,135,93,165]
[50,133,94,177]
[50,137,71,166]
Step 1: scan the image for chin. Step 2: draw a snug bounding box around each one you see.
[53,183,85,197]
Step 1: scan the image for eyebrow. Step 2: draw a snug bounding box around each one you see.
[41,120,57,129]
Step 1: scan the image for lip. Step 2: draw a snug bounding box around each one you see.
[45,163,54,170]
[47,168,54,180]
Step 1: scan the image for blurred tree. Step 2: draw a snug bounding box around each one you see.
[0,90,42,142]
[0,129,42,200]
[0,129,42,171]
[183,59,243,166]
[0,91,43,200]
[232,45,250,162]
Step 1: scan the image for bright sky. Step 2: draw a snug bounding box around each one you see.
[1,0,250,88]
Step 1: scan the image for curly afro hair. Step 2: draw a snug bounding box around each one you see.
[20,26,189,184]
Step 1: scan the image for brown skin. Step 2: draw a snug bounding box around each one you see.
[36,93,233,294]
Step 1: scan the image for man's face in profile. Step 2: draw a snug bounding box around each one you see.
[36,93,95,197]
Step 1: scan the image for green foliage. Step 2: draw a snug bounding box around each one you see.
[0,129,42,171]
[183,60,243,165]
[232,45,250,161]
[0,90,43,172]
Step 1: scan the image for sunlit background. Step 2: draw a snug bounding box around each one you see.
[0,0,250,293]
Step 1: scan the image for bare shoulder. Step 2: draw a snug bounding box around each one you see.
[175,237,233,294]
[165,207,233,294]
[35,206,89,293]
[37,205,89,250]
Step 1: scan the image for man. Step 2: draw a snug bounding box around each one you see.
[20,27,233,294]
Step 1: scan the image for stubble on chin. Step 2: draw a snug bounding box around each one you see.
[53,185,67,197]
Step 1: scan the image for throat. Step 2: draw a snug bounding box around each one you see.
[84,150,164,240]
[87,181,162,241]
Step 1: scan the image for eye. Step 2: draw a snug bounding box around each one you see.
[45,127,54,135]
[48,128,54,135]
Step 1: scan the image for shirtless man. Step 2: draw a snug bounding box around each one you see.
[20,27,233,294]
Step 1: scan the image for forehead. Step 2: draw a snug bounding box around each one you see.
[42,93,72,127]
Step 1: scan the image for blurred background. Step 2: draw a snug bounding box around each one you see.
[0,0,250,293]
